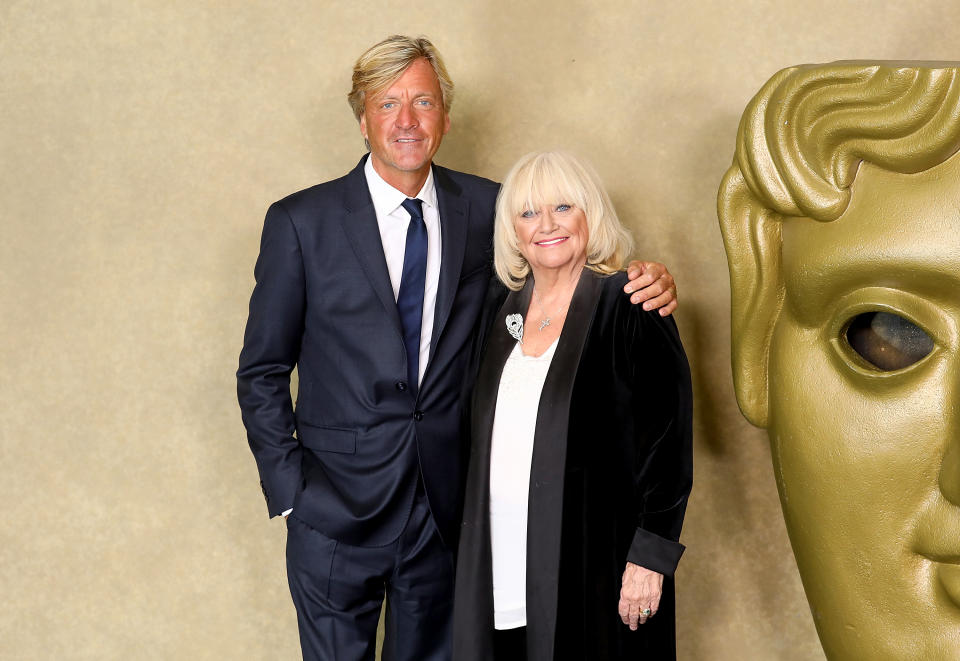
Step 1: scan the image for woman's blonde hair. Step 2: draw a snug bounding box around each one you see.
[347,35,454,121]
[494,151,634,290]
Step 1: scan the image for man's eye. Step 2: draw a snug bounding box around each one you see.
[382,102,396,109]
[844,311,934,371]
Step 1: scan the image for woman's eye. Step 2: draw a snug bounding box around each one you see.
[556,204,571,212]
[520,209,537,219]
[844,311,934,371]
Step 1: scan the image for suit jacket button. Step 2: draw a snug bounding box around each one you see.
[396,381,408,392]
[413,410,424,421]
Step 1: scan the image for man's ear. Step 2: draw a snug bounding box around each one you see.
[717,165,785,428]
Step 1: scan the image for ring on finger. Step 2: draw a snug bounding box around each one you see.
[641,608,652,616]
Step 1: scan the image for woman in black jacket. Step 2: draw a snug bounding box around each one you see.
[453,151,693,661]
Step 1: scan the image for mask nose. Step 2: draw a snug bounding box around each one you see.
[940,444,960,507]
[938,376,960,506]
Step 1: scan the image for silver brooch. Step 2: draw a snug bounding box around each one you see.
[505,313,524,344]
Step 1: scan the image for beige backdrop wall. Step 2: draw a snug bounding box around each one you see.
[2,1,954,659]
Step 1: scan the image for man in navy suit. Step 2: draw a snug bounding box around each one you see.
[237,35,677,661]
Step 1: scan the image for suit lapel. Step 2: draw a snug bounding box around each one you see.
[338,156,403,334]
[429,165,469,360]
[338,160,470,353]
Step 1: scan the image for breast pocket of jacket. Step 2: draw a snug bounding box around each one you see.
[298,423,357,454]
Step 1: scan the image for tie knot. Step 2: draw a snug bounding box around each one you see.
[401,198,424,221]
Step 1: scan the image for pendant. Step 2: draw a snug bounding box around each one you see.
[539,317,551,331]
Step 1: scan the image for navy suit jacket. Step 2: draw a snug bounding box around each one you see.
[237,155,499,547]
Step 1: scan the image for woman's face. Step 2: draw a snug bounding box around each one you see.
[513,203,589,276]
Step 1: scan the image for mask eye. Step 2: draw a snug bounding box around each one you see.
[844,311,934,371]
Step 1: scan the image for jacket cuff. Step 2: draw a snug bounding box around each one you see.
[260,476,300,519]
[626,528,685,576]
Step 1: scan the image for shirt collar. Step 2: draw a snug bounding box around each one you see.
[364,156,437,219]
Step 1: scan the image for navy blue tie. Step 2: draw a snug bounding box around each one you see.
[397,198,427,396]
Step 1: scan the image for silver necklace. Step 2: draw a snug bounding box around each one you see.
[533,288,567,331]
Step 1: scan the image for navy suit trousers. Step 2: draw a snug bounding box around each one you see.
[285,484,454,661]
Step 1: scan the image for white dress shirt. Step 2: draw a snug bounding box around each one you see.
[364,157,443,387]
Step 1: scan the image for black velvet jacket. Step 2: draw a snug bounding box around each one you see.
[453,269,693,661]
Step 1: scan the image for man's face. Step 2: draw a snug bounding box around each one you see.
[359,57,450,188]
[768,154,960,658]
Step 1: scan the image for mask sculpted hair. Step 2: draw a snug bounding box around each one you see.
[717,62,960,424]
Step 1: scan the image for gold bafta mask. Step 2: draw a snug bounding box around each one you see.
[718,62,960,659]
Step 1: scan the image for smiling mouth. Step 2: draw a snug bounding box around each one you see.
[535,237,568,246]
[394,137,421,144]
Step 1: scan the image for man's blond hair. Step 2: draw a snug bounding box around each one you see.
[348,35,454,121]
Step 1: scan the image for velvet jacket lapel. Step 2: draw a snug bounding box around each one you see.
[453,278,531,660]
[525,271,603,661]
[453,270,605,661]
